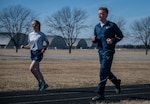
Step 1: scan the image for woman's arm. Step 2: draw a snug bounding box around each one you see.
[21,42,30,49]
[41,40,49,53]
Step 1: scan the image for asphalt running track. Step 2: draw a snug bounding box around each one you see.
[0,84,150,104]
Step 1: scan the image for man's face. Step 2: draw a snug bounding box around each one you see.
[98,9,108,22]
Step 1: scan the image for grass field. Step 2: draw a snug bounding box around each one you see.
[0,49,150,104]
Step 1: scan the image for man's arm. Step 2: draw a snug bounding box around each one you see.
[112,23,124,44]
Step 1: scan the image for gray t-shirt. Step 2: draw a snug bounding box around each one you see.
[28,31,48,50]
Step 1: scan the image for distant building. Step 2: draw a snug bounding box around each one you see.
[77,39,87,49]
[76,38,97,49]
[47,35,67,49]
[0,33,10,48]
[7,33,28,48]
[0,32,28,48]
[0,32,96,49]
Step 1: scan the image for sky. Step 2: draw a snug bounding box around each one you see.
[0,0,150,45]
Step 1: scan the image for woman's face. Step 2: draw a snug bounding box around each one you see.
[31,21,39,31]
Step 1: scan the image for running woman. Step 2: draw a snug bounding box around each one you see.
[21,20,49,91]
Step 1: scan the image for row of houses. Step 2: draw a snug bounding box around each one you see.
[0,33,97,49]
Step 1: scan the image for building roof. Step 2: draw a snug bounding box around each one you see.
[0,33,93,49]
[0,33,10,45]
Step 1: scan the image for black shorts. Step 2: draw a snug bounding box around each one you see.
[31,50,43,62]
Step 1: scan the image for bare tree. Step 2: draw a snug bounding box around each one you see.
[109,16,127,34]
[46,6,88,54]
[115,18,126,32]
[0,5,37,52]
[131,16,150,55]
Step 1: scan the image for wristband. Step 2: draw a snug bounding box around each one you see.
[44,47,47,50]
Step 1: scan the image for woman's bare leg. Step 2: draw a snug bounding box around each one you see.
[35,61,45,83]
[29,60,46,83]
[29,60,40,83]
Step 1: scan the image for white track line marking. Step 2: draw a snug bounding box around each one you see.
[0,86,150,99]
[0,92,79,99]
[9,92,150,104]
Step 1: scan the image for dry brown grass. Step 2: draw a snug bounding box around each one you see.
[0,49,150,91]
[92,100,150,104]
[0,49,150,104]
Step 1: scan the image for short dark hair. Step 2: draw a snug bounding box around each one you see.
[98,7,109,14]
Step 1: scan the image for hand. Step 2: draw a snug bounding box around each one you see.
[106,38,113,44]
[91,35,96,41]
[21,45,24,48]
[41,48,46,53]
